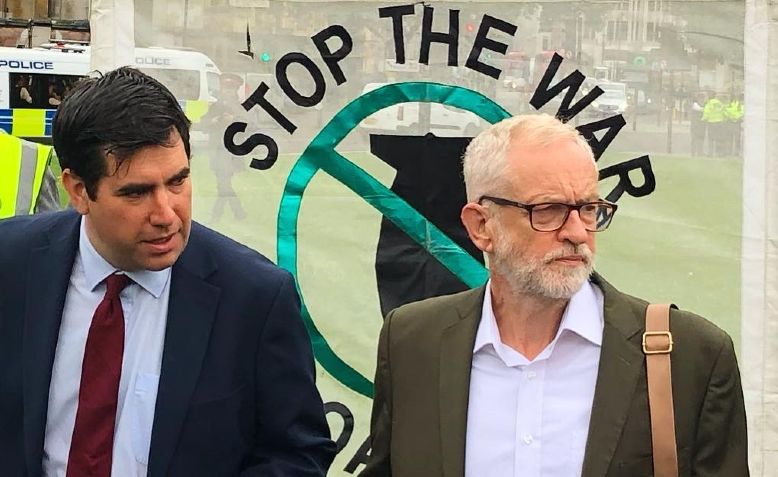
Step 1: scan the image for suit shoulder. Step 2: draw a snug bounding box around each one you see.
[386,287,484,337]
[0,211,75,256]
[670,306,732,355]
[0,211,58,240]
[614,287,732,353]
[189,222,291,285]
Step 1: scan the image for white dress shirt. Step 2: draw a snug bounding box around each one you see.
[465,280,604,477]
[43,219,172,477]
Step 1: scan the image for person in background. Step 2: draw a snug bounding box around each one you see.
[725,93,744,157]
[0,132,60,218]
[690,92,707,157]
[702,92,729,157]
[17,75,34,105]
[48,81,64,107]
[203,73,247,222]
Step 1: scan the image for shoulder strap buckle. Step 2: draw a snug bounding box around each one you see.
[642,330,673,355]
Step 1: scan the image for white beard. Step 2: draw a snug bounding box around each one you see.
[491,238,594,300]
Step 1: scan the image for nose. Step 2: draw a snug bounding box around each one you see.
[149,189,176,227]
[557,210,589,245]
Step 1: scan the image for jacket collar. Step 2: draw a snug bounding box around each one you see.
[23,211,81,477]
[146,223,221,477]
[580,273,646,477]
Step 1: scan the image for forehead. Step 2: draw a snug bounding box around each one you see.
[505,139,598,200]
[102,135,188,184]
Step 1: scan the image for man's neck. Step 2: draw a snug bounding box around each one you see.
[489,275,570,361]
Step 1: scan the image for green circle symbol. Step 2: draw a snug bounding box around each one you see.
[277,82,510,398]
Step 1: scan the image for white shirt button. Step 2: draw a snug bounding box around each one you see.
[523,433,534,445]
[527,371,537,380]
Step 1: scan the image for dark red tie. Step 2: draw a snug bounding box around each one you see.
[67,273,131,477]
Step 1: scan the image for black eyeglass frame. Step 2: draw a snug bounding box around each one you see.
[478,195,618,232]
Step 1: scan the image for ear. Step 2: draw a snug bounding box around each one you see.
[61,168,90,215]
[461,202,496,254]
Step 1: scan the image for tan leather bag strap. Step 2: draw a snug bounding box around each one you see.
[643,304,678,477]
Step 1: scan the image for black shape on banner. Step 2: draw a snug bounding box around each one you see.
[242,82,297,134]
[576,114,626,161]
[324,401,354,453]
[419,6,459,67]
[312,25,353,86]
[371,134,485,318]
[276,52,326,108]
[465,14,517,79]
[223,122,279,170]
[599,155,656,202]
[378,4,416,64]
[529,52,602,122]
[344,435,372,473]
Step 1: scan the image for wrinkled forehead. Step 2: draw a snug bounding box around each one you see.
[505,139,599,196]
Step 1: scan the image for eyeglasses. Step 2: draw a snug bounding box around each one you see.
[478,195,618,232]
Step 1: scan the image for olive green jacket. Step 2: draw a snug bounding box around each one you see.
[360,274,748,477]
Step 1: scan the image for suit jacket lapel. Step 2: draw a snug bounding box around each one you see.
[581,274,645,477]
[147,236,220,477]
[23,212,80,477]
[439,286,484,477]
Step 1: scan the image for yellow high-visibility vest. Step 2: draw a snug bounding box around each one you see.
[702,99,727,123]
[0,134,52,219]
[183,100,209,123]
[726,100,744,121]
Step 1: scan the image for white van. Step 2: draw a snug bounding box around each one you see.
[0,42,220,141]
[579,77,630,119]
[589,81,629,119]
[360,83,482,137]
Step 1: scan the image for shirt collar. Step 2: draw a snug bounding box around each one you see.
[473,280,500,354]
[79,218,171,298]
[473,278,604,355]
[559,279,604,346]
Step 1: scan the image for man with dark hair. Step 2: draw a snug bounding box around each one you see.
[0,67,335,477]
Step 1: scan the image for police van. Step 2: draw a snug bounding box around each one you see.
[0,43,221,142]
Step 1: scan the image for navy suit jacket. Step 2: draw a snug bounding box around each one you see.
[0,210,336,476]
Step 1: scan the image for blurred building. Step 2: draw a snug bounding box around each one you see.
[0,0,741,99]
[2,0,89,20]
[531,0,742,102]
[0,0,89,47]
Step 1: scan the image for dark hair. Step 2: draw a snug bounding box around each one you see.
[53,66,191,199]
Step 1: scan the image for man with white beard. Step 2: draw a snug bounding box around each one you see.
[360,114,748,477]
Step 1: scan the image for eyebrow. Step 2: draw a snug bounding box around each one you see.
[524,194,602,205]
[115,167,190,196]
[166,167,191,185]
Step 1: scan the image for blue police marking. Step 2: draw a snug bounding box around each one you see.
[0,109,12,133]
[0,60,54,70]
[44,110,56,136]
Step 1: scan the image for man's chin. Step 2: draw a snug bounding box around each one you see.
[139,249,183,271]
[536,268,591,299]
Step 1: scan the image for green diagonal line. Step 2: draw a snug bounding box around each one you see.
[317,148,487,286]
